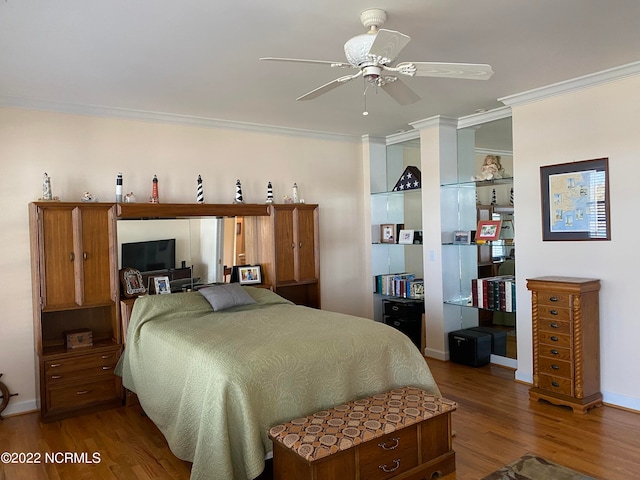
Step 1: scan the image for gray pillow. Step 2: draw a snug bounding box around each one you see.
[199,283,257,311]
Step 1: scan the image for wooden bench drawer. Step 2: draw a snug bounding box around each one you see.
[358,424,418,479]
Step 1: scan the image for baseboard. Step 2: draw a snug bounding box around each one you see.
[1,397,38,417]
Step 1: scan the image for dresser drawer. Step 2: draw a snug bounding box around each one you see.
[536,292,571,307]
[539,357,572,379]
[537,305,571,322]
[538,331,571,348]
[47,377,119,410]
[44,349,120,375]
[46,363,117,385]
[538,344,572,362]
[358,424,418,480]
[538,318,571,335]
[538,374,573,396]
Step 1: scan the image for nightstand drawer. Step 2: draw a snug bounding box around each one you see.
[539,357,572,379]
[44,349,120,375]
[46,363,117,385]
[538,374,573,396]
[47,377,119,410]
[358,424,418,479]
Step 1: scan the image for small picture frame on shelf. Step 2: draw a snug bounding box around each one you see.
[477,220,502,242]
[453,231,471,245]
[120,267,146,297]
[238,264,262,284]
[380,224,395,244]
[153,276,171,295]
[398,229,414,244]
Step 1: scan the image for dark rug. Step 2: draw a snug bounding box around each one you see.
[482,453,597,480]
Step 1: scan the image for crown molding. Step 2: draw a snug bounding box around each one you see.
[409,115,458,131]
[499,60,640,107]
[457,106,512,129]
[0,96,357,142]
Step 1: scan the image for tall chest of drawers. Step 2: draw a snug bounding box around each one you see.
[526,276,602,413]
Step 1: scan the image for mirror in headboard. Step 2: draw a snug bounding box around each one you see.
[116,203,271,289]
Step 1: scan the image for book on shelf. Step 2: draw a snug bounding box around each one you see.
[471,275,515,312]
[374,273,424,299]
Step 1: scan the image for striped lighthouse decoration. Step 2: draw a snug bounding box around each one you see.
[265,181,274,203]
[234,179,244,204]
[196,175,204,204]
[491,188,497,205]
[510,187,514,205]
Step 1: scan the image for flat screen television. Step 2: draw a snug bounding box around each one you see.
[121,238,176,273]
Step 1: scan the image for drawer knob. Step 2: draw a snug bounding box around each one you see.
[49,363,62,368]
[379,459,400,473]
[76,390,90,395]
[550,322,559,328]
[549,296,558,302]
[51,375,63,380]
[551,349,559,355]
[392,306,399,311]
[551,364,560,370]
[377,437,400,451]
[101,366,112,371]
[550,309,558,315]
[101,355,113,359]
[550,336,559,342]
[552,382,560,387]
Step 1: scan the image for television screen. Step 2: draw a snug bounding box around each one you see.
[121,239,176,273]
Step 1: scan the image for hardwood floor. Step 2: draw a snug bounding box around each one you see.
[2,359,640,479]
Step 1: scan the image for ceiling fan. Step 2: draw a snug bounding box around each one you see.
[260,8,493,111]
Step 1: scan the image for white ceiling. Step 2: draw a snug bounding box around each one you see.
[2,0,640,138]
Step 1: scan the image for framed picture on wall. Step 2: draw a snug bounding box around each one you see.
[540,157,610,241]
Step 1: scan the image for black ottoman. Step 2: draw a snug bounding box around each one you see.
[467,326,508,357]
[448,329,491,367]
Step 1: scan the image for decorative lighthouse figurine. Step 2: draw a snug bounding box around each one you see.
[265,181,274,203]
[196,175,204,204]
[292,183,299,203]
[234,179,244,204]
[150,175,159,203]
[116,172,123,203]
[491,188,497,205]
[42,172,53,200]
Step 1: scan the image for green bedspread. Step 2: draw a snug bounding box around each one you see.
[116,287,440,480]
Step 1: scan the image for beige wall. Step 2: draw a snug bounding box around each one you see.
[511,73,640,410]
[0,107,369,415]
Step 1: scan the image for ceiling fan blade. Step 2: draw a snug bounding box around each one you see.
[396,62,494,80]
[381,77,421,105]
[260,57,351,68]
[368,29,411,62]
[296,72,362,101]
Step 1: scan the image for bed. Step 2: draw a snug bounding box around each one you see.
[115,285,441,480]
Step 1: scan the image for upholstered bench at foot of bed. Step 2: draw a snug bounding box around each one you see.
[268,386,457,480]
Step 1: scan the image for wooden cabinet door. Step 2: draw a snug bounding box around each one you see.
[274,207,296,283]
[75,205,115,305]
[41,207,77,308]
[296,206,317,283]
[39,205,115,308]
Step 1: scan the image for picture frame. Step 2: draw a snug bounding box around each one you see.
[380,224,395,244]
[477,220,502,242]
[119,267,146,297]
[238,264,262,284]
[540,157,610,241]
[453,230,471,245]
[153,275,171,295]
[398,229,414,244]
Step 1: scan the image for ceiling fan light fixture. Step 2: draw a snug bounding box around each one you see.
[344,33,376,66]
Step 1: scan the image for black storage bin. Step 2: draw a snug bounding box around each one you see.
[467,326,507,356]
[384,315,421,350]
[383,299,422,350]
[448,329,491,367]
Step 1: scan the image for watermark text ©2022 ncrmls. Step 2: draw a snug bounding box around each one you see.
[1,451,101,464]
